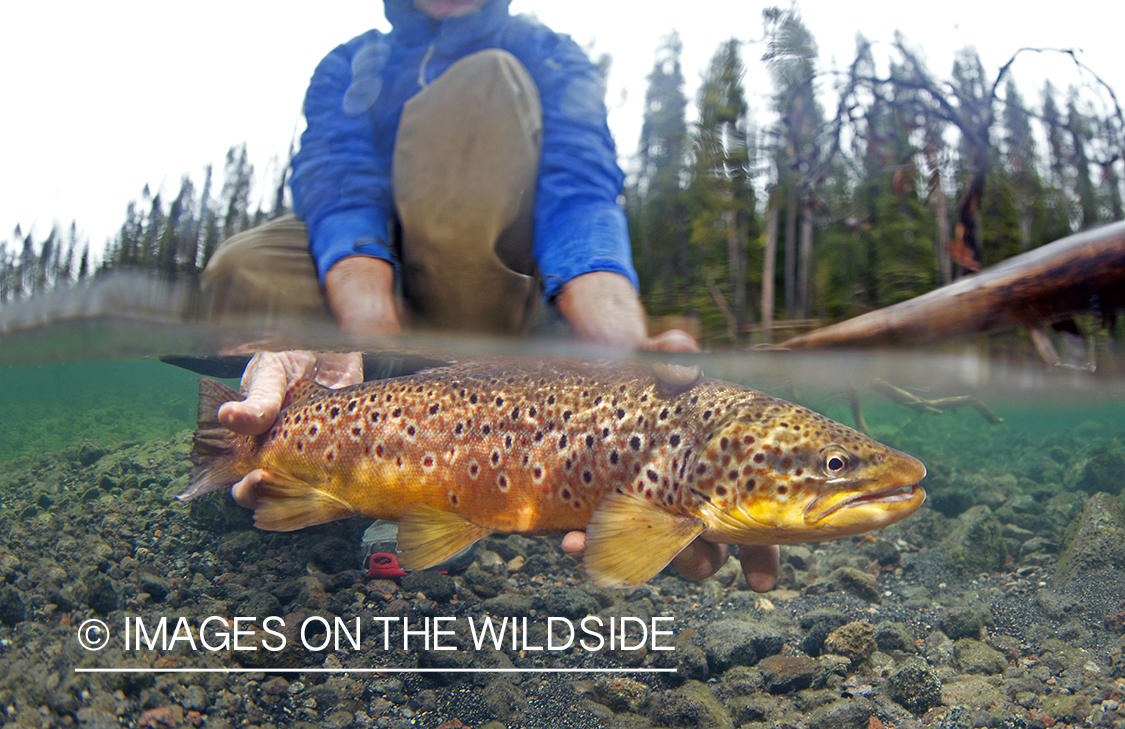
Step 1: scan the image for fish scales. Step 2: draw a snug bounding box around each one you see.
[184,356,927,587]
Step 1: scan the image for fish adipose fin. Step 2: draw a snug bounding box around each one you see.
[584,489,705,588]
[396,503,493,570]
[252,468,357,531]
[179,378,245,501]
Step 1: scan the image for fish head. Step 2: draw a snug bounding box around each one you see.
[689,396,926,545]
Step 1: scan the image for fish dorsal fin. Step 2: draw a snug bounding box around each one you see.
[652,362,703,398]
[282,378,329,409]
[396,502,493,571]
[252,468,357,531]
[584,489,705,588]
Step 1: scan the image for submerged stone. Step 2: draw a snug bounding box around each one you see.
[887,658,942,714]
[1054,491,1125,586]
[938,505,1008,576]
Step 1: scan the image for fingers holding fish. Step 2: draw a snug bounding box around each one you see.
[739,544,781,593]
[670,539,729,582]
[219,351,364,436]
[231,469,270,509]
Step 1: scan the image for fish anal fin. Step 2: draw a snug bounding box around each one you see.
[397,503,492,570]
[253,469,356,531]
[584,489,705,588]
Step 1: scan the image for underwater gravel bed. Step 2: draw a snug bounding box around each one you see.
[0,433,1123,728]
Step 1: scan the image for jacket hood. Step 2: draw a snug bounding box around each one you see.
[383,0,513,48]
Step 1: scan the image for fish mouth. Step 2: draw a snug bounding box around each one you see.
[813,482,927,522]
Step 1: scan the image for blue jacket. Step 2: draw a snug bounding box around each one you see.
[289,0,638,302]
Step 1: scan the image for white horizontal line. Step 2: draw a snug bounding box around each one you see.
[74,667,677,674]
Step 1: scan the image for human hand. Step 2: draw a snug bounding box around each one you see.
[561,532,779,592]
[324,256,404,337]
[222,350,363,508]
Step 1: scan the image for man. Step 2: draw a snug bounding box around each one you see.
[205,0,779,591]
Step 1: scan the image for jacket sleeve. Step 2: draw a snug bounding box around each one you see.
[289,32,396,284]
[524,31,639,301]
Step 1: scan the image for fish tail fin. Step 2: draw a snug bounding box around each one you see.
[178,378,245,501]
[253,468,357,531]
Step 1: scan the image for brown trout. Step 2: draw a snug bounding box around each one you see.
[181,357,926,588]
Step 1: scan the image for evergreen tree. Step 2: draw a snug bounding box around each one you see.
[762,6,822,318]
[633,32,689,313]
[688,39,756,338]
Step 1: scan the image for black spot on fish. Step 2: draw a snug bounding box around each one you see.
[753,453,765,463]
[616,408,626,420]
[558,434,568,449]
[505,434,513,449]
[728,470,738,480]
[594,396,603,406]
[702,410,712,420]
[495,396,504,407]
[482,425,491,435]
[455,422,464,434]
[407,425,416,437]
[352,426,362,436]
[659,408,669,420]
[422,455,434,468]
[696,464,707,475]
[535,431,544,442]
[296,441,304,452]
[548,395,555,405]
[602,428,610,438]
[719,437,729,450]
[330,406,340,418]
[610,451,619,465]
[533,466,543,479]
[429,404,440,415]
[392,407,402,418]
[563,410,572,421]
[743,435,755,445]
[669,434,681,447]
[746,479,755,490]
[294,414,302,424]
[777,485,788,495]
[470,394,478,404]
[583,471,592,483]
[470,463,480,476]
[630,435,641,450]
[529,406,538,418]
[376,444,384,458]
[646,469,658,482]
[309,425,319,436]
[561,488,571,499]
[715,485,727,496]
[585,434,594,447]
[511,407,520,419]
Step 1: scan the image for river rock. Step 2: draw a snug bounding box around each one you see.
[938,505,1008,575]
[1054,491,1125,586]
[887,658,942,714]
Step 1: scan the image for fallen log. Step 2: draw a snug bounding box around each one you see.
[780,220,1125,349]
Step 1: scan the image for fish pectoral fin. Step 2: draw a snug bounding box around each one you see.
[583,489,705,589]
[252,469,357,532]
[396,503,492,571]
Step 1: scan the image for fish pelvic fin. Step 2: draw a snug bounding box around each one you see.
[179,378,245,501]
[252,468,357,531]
[396,503,493,571]
[584,489,705,588]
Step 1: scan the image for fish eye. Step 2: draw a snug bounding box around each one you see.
[823,449,850,476]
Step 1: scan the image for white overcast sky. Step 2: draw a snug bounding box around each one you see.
[2,1,1121,253]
